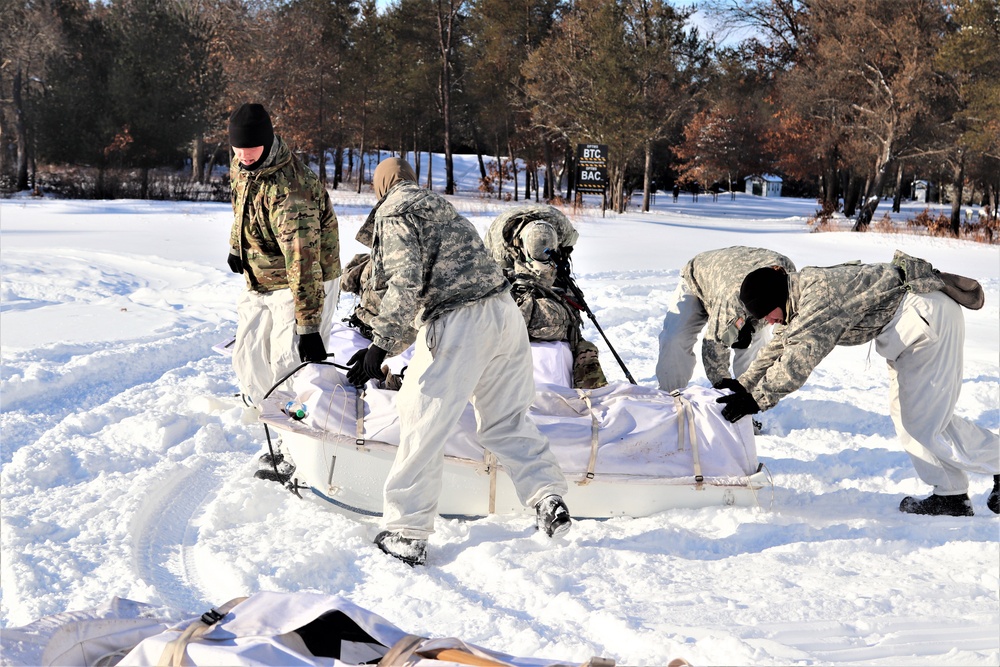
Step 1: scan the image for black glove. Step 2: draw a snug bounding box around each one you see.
[297,332,328,363]
[731,322,754,349]
[712,378,746,393]
[227,253,243,274]
[716,391,761,423]
[346,344,388,386]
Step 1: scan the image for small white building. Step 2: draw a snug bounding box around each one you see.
[744,174,783,197]
[912,179,929,203]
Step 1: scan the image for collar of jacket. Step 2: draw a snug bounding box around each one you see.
[356,195,386,247]
[237,136,290,178]
[785,272,801,324]
[356,179,415,245]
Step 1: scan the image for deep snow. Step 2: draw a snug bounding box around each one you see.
[1,155,998,666]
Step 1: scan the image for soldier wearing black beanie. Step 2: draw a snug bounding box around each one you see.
[229,103,274,171]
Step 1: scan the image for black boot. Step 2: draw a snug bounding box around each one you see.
[535,495,572,538]
[988,475,999,515]
[899,493,973,517]
[374,531,427,566]
[253,452,295,484]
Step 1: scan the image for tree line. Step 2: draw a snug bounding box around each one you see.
[2,0,997,233]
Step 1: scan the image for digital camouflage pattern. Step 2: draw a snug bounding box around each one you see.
[485,204,579,288]
[229,136,341,333]
[739,261,908,410]
[487,205,606,389]
[682,246,796,385]
[340,252,383,340]
[369,181,508,356]
[739,251,984,411]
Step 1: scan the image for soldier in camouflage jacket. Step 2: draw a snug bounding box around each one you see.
[721,252,998,516]
[226,104,341,408]
[346,158,570,566]
[656,246,795,392]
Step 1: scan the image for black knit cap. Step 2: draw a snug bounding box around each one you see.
[739,266,789,319]
[228,103,274,148]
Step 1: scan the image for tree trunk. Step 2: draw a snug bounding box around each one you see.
[204,142,223,186]
[843,172,861,218]
[472,127,487,180]
[13,68,29,191]
[191,136,204,183]
[892,162,903,213]
[318,145,327,184]
[508,141,518,202]
[543,140,553,200]
[854,167,887,231]
[356,124,366,194]
[641,140,652,212]
[435,1,459,195]
[564,143,574,200]
[949,150,965,236]
[333,146,343,189]
[425,150,433,190]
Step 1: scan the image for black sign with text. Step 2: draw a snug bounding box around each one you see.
[576,143,608,194]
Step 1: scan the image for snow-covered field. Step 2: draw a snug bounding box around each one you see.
[2,156,998,666]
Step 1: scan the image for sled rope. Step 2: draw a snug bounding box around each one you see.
[157,596,248,667]
[575,389,600,485]
[670,391,704,485]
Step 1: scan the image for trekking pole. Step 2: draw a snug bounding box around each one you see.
[560,270,637,385]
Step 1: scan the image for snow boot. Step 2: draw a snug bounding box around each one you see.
[535,494,572,538]
[988,475,999,515]
[899,493,973,517]
[253,452,295,484]
[374,530,427,566]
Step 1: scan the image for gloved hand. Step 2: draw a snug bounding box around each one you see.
[716,391,761,423]
[227,253,243,274]
[712,378,746,393]
[731,322,754,349]
[297,332,328,363]
[346,344,388,386]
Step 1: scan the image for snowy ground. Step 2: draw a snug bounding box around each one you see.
[1,156,998,666]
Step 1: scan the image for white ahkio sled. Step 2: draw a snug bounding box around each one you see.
[255,324,772,520]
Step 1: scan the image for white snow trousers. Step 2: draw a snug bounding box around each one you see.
[875,290,999,495]
[384,291,569,538]
[233,280,340,406]
[655,281,769,391]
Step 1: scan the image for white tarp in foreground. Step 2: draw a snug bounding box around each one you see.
[2,591,625,666]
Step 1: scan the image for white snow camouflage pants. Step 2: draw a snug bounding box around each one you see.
[233,280,340,406]
[876,290,999,495]
[384,291,568,538]
[655,280,770,391]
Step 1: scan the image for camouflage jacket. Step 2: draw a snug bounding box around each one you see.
[229,136,341,334]
[683,246,795,384]
[738,261,907,410]
[484,204,579,287]
[368,181,508,355]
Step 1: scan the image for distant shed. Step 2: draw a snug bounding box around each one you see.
[744,174,783,197]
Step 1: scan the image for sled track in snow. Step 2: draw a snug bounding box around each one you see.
[132,457,225,613]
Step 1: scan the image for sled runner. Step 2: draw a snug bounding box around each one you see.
[257,324,770,519]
